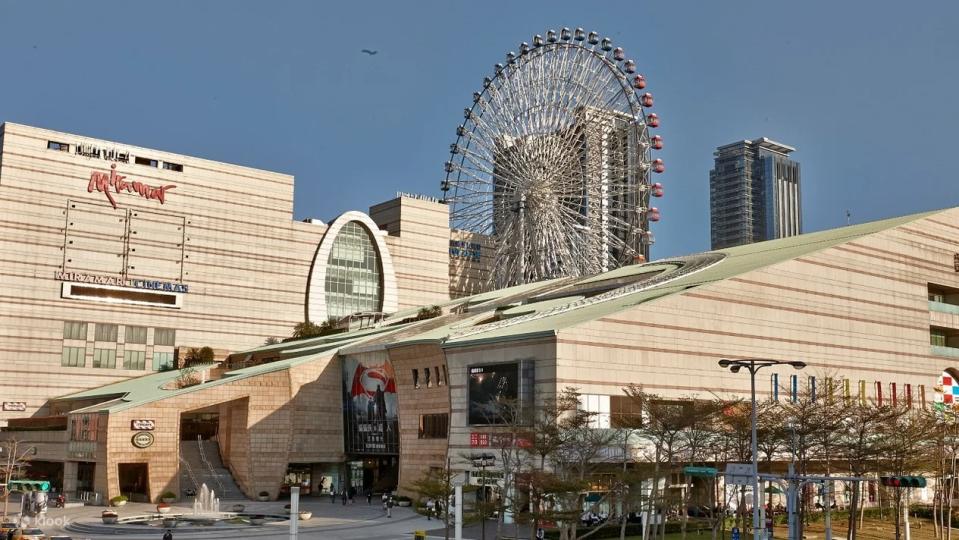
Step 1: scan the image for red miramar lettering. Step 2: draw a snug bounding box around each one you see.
[87,164,176,209]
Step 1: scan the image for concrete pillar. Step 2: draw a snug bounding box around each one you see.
[62,462,78,496]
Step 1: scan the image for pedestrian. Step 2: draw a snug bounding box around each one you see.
[535,527,545,540]
[386,496,394,518]
[330,487,336,504]
[348,486,355,504]
[367,490,373,505]
[162,529,174,540]
[341,489,347,505]
[426,498,434,521]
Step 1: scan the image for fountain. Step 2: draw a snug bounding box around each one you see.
[192,483,220,516]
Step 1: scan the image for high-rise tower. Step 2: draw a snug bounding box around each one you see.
[709,137,801,249]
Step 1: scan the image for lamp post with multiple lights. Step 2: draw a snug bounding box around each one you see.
[718,358,806,540]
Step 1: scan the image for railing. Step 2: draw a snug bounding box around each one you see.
[75,490,101,505]
[178,453,200,494]
[196,436,226,494]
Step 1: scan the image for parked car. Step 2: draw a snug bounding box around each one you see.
[13,528,46,540]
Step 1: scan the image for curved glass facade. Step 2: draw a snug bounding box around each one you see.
[324,222,383,319]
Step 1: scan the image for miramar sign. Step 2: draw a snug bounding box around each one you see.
[54,271,189,293]
[88,163,176,209]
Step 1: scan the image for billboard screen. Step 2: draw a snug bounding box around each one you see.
[467,362,520,425]
[342,355,399,454]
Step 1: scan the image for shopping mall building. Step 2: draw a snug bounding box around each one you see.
[2,122,959,505]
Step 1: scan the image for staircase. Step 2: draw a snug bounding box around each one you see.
[178,438,245,500]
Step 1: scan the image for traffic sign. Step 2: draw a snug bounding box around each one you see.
[725,463,756,486]
[683,466,718,477]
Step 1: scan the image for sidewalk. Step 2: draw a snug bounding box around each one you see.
[6,497,448,540]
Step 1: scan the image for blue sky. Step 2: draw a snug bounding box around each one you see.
[1,1,956,258]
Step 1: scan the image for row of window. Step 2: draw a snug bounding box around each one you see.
[46,140,184,172]
[412,365,448,389]
[64,321,175,346]
[418,413,449,439]
[62,346,174,370]
[578,394,643,429]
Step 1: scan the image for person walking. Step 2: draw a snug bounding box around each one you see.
[366,490,373,505]
[386,496,394,518]
[341,489,348,505]
[426,498,434,521]
[330,487,336,504]
[162,529,174,540]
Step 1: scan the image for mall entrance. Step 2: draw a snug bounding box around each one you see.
[180,407,219,441]
[117,463,150,502]
[348,456,397,494]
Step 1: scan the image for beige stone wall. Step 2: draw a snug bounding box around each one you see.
[449,229,494,299]
[371,196,451,311]
[388,344,451,494]
[553,209,959,405]
[0,124,453,425]
[75,353,343,501]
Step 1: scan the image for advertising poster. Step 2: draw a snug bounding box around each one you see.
[468,362,520,425]
[342,355,399,454]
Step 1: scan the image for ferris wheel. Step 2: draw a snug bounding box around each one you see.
[442,28,665,288]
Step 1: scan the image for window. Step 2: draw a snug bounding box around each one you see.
[920,384,927,408]
[412,368,420,389]
[134,156,158,167]
[94,323,118,342]
[875,381,883,406]
[125,326,147,344]
[47,141,69,152]
[890,382,898,406]
[770,373,779,401]
[93,348,116,368]
[61,346,85,367]
[442,365,448,385]
[63,321,87,340]
[424,367,432,388]
[578,394,610,429]
[162,161,183,172]
[843,379,851,404]
[418,413,449,439]
[905,383,913,408]
[324,222,383,318]
[610,395,643,428]
[858,380,867,406]
[932,328,948,347]
[123,350,146,370]
[435,366,442,386]
[154,328,176,346]
[790,374,798,402]
[809,376,817,402]
[153,352,174,371]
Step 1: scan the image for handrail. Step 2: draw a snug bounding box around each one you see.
[178,453,200,493]
[196,436,226,494]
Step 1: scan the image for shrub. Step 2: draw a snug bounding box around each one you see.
[110,495,128,505]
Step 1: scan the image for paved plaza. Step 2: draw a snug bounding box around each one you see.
[1,496,484,540]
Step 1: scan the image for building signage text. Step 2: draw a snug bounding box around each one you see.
[131,432,155,449]
[130,419,155,431]
[54,271,189,293]
[88,163,176,210]
[2,402,27,412]
[450,240,482,262]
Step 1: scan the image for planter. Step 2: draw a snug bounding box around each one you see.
[157,505,171,514]
[101,514,118,525]
[297,511,312,520]
[257,494,270,502]
[231,504,245,513]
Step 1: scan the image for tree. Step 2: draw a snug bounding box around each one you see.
[0,438,34,518]
[288,318,342,341]
[408,464,456,540]
[264,336,280,345]
[182,346,215,367]
[416,306,443,320]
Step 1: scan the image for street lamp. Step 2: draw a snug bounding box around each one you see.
[718,359,805,540]
[471,453,496,540]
